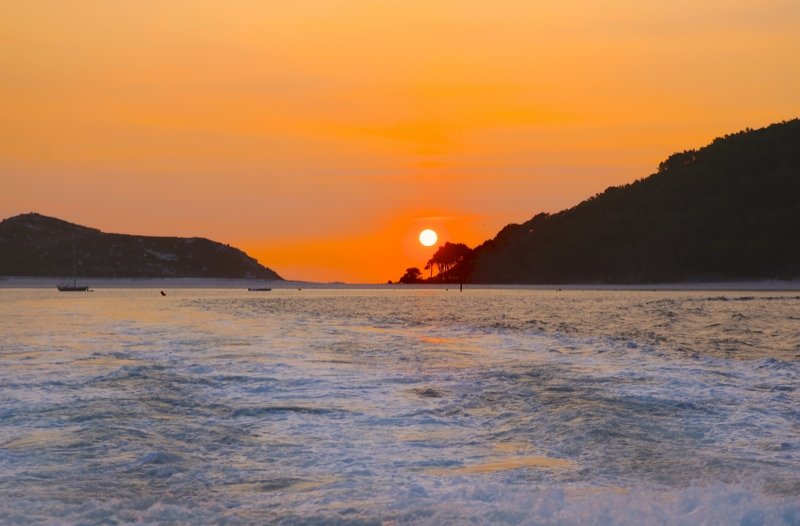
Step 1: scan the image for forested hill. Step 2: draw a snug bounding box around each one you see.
[0,213,283,280]
[468,119,800,283]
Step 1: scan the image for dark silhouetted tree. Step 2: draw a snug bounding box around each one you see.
[398,267,422,283]
[425,242,474,281]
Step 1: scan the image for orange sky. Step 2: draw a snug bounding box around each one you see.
[2,1,799,282]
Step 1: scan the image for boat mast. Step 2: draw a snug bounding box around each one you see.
[72,244,77,287]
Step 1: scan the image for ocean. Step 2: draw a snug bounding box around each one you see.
[1,288,798,525]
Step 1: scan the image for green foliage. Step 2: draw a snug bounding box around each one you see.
[467,119,800,283]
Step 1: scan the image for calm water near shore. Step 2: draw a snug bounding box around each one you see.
[1,288,798,524]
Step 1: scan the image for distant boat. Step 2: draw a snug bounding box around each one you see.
[247,287,272,292]
[57,283,89,292]
[57,245,89,292]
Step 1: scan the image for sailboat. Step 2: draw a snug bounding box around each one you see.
[57,245,90,292]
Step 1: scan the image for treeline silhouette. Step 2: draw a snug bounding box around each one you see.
[397,242,475,283]
[467,119,800,283]
[395,119,800,284]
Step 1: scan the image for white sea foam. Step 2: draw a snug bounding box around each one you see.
[0,288,798,524]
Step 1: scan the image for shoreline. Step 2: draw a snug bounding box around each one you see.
[1,276,799,291]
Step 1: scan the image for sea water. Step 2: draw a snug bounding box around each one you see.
[0,288,798,525]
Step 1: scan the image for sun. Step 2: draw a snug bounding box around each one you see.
[419,229,438,247]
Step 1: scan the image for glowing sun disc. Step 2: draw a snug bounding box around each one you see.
[419,229,438,247]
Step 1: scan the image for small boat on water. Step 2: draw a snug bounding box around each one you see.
[247,287,272,292]
[57,245,90,292]
[57,283,90,292]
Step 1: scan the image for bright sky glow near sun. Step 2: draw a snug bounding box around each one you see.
[2,1,799,282]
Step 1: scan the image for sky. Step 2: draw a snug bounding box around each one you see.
[2,0,799,282]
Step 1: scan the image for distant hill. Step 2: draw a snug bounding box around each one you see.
[466,119,800,283]
[0,213,283,280]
